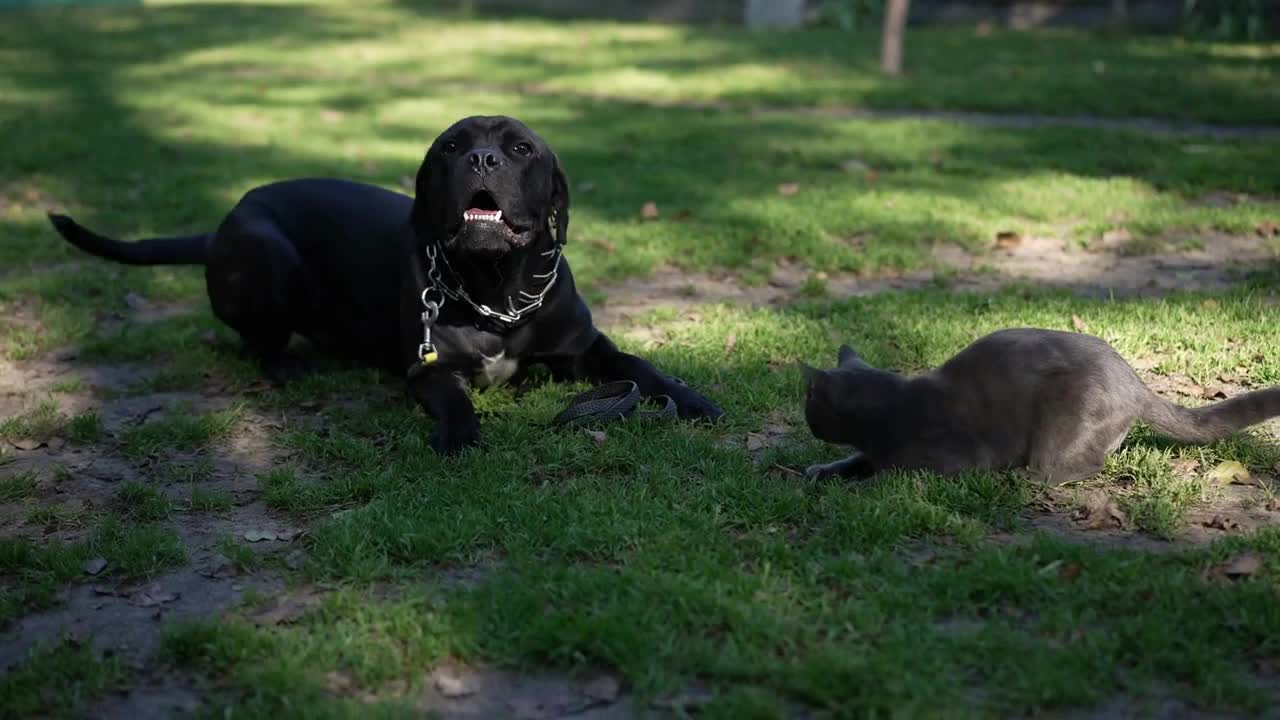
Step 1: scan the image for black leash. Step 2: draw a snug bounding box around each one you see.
[550,380,678,427]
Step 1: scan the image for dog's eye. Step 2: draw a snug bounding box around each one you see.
[512,141,533,156]
[441,140,458,154]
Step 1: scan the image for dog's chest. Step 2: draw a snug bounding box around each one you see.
[473,351,519,388]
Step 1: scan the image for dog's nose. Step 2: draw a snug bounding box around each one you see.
[467,147,503,174]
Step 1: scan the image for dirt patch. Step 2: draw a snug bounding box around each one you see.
[0,353,304,715]
[590,231,1278,330]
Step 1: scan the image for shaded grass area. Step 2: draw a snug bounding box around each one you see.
[0,636,124,720]
[0,519,185,626]
[137,286,1280,716]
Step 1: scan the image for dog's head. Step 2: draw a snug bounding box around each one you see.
[411,115,569,257]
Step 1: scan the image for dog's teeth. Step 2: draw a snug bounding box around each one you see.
[494,211,502,223]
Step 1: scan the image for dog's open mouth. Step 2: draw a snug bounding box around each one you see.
[460,191,532,246]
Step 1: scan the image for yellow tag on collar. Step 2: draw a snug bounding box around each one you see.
[421,350,439,365]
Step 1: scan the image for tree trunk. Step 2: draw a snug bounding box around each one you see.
[880,0,910,76]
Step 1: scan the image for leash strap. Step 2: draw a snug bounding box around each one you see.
[550,380,677,427]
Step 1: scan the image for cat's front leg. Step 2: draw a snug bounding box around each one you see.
[805,452,876,480]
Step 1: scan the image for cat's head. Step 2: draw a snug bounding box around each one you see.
[799,344,898,446]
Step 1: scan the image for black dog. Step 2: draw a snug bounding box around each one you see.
[49,115,724,453]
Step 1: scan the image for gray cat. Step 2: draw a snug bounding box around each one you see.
[801,328,1280,484]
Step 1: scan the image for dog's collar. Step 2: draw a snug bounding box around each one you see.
[420,239,561,328]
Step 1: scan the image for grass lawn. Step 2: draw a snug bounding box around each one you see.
[2,1,1280,718]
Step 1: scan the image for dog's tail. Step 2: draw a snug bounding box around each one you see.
[1141,386,1280,444]
[48,213,209,266]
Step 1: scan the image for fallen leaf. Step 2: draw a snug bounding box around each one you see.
[325,669,357,695]
[1207,460,1250,486]
[994,231,1022,250]
[841,158,869,173]
[12,439,44,451]
[653,685,716,710]
[247,589,324,626]
[1073,492,1127,530]
[124,292,149,311]
[1256,220,1279,238]
[1222,553,1262,578]
[1071,315,1088,333]
[1202,298,1220,309]
[130,583,179,608]
[243,529,278,542]
[724,333,737,356]
[640,202,659,220]
[200,554,238,579]
[581,429,607,445]
[284,549,307,570]
[581,672,622,702]
[1168,457,1200,476]
[84,557,107,576]
[777,182,800,196]
[1203,515,1240,531]
[431,665,476,698]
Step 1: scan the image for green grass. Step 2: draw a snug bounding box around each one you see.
[0,471,39,502]
[118,405,241,458]
[0,636,123,720]
[2,1,1280,717]
[0,516,185,626]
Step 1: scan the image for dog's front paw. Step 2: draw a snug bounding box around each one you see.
[431,418,481,455]
[670,385,725,422]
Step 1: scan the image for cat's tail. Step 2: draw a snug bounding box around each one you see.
[48,213,210,266]
[1141,386,1280,444]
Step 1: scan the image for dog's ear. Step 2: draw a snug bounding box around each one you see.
[799,362,826,389]
[410,149,434,240]
[837,343,867,368]
[549,153,570,246]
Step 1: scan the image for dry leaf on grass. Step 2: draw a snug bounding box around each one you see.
[124,292,149,311]
[325,669,358,695]
[724,333,737,356]
[1071,315,1089,333]
[640,202,659,220]
[130,583,179,608]
[653,685,716,711]
[285,549,307,570]
[247,589,324,626]
[1202,515,1241,532]
[1072,493,1127,530]
[994,231,1022,250]
[777,182,800,196]
[1206,553,1263,581]
[1207,460,1250,486]
[1168,457,1200,476]
[430,665,476,698]
[581,672,622,703]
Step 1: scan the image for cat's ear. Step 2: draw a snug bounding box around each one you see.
[837,343,865,368]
